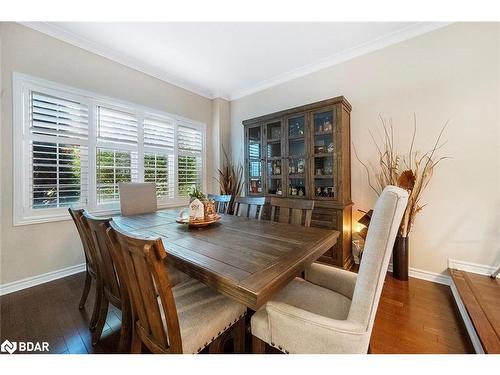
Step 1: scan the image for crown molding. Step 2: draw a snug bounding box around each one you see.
[20,22,451,102]
[229,22,452,100]
[19,22,222,100]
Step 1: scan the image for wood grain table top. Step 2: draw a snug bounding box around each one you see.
[113,209,339,310]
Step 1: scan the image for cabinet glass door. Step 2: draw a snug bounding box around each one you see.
[312,110,336,199]
[248,125,263,195]
[287,115,307,198]
[265,121,283,196]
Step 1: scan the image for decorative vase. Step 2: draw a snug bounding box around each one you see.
[392,235,409,281]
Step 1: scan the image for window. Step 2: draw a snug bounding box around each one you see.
[13,73,206,225]
[177,125,203,197]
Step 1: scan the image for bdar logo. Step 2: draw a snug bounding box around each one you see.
[1,340,17,354]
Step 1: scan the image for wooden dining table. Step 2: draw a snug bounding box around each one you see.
[113,208,339,310]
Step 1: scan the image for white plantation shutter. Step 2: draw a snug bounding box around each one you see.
[29,91,89,210]
[14,75,207,224]
[143,117,175,198]
[144,117,175,149]
[97,106,138,144]
[177,125,203,197]
[32,92,88,140]
[96,106,138,204]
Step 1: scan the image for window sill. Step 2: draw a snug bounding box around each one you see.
[13,200,190,227]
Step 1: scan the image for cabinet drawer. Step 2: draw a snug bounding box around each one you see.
[311,207,338,229]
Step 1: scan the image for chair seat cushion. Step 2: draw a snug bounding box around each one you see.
[165,278,247,353]
[251,277,352,343]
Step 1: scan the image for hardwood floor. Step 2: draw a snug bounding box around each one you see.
[0,271,473,354]
[370,274,473,353]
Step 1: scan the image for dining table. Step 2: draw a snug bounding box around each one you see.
[113,208,340,310]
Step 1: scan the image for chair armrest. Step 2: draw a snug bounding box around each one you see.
[304,263,357,299]
[265,301,368,353]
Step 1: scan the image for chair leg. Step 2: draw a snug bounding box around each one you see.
[92,295,109,346]
[233,318,245,353]
[130,328,142,354]
[89,278,103,330]
[118,303,132,353]
[208,335,225,354]
[252,335,266,354]
[79,271,92,309]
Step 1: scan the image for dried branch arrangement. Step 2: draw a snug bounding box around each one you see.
[354,115,448,237]
[215,146,244,214]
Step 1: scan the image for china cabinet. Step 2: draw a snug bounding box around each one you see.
[243,96,353,269]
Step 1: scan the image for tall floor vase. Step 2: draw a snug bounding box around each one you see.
[392,235,409,281]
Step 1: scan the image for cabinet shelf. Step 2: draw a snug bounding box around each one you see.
[315,130,333,136]
[269,175,282,179]
[314,152,333,158]
[288,134,305,140]
[288,173,305,179]
[267,138,281,143]
[314,174,334,179]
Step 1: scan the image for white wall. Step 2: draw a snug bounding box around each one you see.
[230,22,500,275]
[0,23,214,285]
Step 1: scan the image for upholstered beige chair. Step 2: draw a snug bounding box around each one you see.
[119,182,157,216]
[251,185,409,354]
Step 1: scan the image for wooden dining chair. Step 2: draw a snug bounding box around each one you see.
[82,212,132,352]
[269,197,315,227]
[234,196,266,220]
[68,208,101,330]
[119,182,157,216]
[107,221,247,354]
[207,194,232,214]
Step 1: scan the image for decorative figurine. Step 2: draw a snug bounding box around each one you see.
[189,198,204,220]
[297,159,305,173]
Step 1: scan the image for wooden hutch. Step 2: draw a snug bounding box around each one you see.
[243,96,353,269]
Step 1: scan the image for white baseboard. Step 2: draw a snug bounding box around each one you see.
[449,279,485,353]
[0,263,86,296]
[387,262,451,286]
[448,258,499,278]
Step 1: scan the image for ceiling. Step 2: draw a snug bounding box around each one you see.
[23,22,448,100]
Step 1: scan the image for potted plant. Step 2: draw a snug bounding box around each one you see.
[214,146,244,215]
[354,115,448,280]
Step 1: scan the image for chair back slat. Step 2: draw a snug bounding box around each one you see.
[269,197,314,227]
[235,196,265,220]
[207,194,232,214]
[68,208,97,271]
[108,222,183,353]
[82,213,122,304]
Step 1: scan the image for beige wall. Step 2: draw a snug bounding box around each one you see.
[230,22,500,275]
[0,23,214,285]
[210,98,231,193]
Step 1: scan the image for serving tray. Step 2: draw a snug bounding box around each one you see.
[176,214,221,228]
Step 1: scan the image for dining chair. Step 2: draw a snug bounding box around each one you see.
[118,181,190,285]
[68,208,100,329]
[82,212,132,352]
[269,197,314,227]
[107,221,247,354]
[207,194,232,214]
[234,196,266,220]
[119,182,157,216]
[251,186,409,353]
